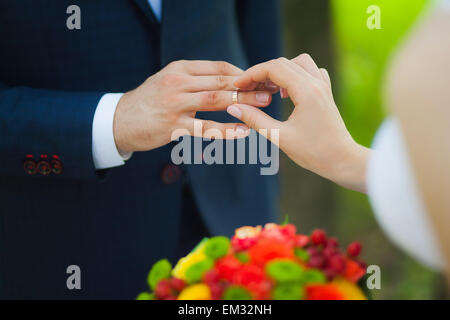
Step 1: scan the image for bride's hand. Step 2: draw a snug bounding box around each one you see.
[227,54,369,193]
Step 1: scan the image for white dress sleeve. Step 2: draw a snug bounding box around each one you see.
[366,118,444,270]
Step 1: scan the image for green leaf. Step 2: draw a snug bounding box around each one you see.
[303,269,326,284]
[185,259,214,284]
[235,252,250,263]
[136,292,155,300]
[265,260,305,283]
[223,286,252,300]
[294,248,309,262]
[272,284,304,300]
[147,259,172,290]
[205,236,230,260]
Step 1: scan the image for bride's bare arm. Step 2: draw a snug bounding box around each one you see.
[386,10,450,280]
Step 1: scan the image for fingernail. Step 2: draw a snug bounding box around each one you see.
[236,126,249,134]
[227,105,242,119]
[265,81,278,90]
[256,92,270,103]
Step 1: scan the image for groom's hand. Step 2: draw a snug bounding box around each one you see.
[113,60,272,152]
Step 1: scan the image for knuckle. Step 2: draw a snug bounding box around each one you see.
[215,75,227,90]
[166,61,178,69]
[298,53,312,62]
[277,57,289,64]
[204,91,220,106]
[170,93,182,106]
[161,108,180,124]
[216,61,231,74]
[159,92,179,108]
[160,73,182,87]
[268,59,279,68]
[168,60,183,69]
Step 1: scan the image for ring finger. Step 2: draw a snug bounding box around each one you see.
[185,90,272,111]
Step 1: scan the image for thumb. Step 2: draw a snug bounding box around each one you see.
[227,104,282,141]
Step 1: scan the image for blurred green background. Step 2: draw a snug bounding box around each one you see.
[280,0,447,299]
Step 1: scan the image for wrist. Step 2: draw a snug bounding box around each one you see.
[329,139,370,193]
[113,91,134,153]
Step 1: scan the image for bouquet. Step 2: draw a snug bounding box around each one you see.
[138,223,367,300]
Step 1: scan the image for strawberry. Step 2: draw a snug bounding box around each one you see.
[347,241,362,257]
[155,279,172,299]
[170,278,186,292]
[311,229,327,246]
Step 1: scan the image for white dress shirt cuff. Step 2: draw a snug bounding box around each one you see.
[92,93,133,170]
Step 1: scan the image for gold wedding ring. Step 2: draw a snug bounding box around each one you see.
[232,89,239,104]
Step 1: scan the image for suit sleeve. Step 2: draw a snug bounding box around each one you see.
[237,0,282,119]
[0,83,106,180]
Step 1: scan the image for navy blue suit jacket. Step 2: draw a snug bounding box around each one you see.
[0,0,281,298]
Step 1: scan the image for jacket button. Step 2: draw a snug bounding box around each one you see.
[50,155,63,175]
[161,164,181,185]
[23,155,36,175]
[37,155,51,176]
